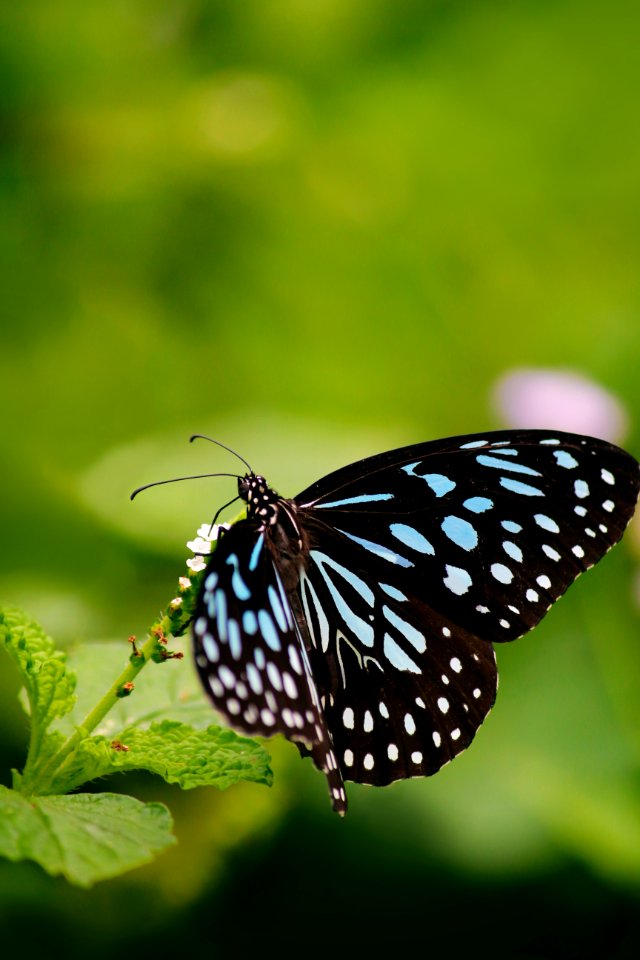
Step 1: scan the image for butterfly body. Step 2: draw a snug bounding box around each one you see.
[191,430,640,815]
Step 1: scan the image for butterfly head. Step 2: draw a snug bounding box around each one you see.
[238,473,281,523]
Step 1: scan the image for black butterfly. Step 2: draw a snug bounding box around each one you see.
[174,430,639,815]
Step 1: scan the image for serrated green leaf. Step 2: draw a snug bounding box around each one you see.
[0,606,76,725]
[53,721,273,794]
[53,637,218,738]
[0,785,175,887]
[2,609,272,802]
[0,605,76,769]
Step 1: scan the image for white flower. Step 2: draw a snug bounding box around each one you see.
[186,535,214,555]
[186,555,207,573]
[186,522,231,556]
[169,597,183,610]
[178,576,191,591]
[196,522,230,541]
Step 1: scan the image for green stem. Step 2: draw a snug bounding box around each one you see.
[16,549,208,796]
[20,632,162,796]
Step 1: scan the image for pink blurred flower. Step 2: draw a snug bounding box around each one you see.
[492,368,630,443]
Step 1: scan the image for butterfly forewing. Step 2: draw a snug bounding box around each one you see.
[296,431,640,645]
[192,521,347,813]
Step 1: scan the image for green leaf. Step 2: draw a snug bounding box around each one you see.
[52,721,273,795]
[0,785,175,887]
[0,605,76,775]
[2,609,272,802]
[54,637,220,737]
[0,605,76,726]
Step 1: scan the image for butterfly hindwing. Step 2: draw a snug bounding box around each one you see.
[192,520,347,812]
[298,527,498,785]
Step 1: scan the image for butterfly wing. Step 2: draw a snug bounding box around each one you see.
[192,520,347,813]
[298,527,498,784]
[294,430,639,784]
[296,430,639,644]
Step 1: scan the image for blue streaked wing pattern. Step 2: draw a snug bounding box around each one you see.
[192,522,347,811]
[298,535,498,785]
[295,431,639,645]
[191,429,639,813]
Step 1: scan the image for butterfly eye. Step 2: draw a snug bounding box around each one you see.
[238,476,252,498]
[191,429,640,815]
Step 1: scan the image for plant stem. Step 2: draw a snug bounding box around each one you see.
[20,632,161,795]
[16,550,206,796]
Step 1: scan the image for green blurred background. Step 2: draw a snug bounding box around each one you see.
[2,0,640,956]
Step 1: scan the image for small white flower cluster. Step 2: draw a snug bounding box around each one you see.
[167,523,232,611]
[185,522,230,574]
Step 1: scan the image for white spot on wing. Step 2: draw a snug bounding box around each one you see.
[443,565,472,595]
[502,541,523,562]
[491,563,513,584]
[282,672,298,699]
[542,544,561,561]
[535,514,560,533]
[266,662,283,691]
[574,479,590,499]
[402,463,456,496]
[390,523,435,555]
[441,515,478,551]
[554,450,579,469]
[288,644,303,675]
[203,634,219,663]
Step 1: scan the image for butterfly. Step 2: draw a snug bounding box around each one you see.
[148,430,640,815]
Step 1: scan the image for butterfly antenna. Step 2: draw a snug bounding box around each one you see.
[130,473,241,501]
[189,434,254,474]
[208,494,241,536]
